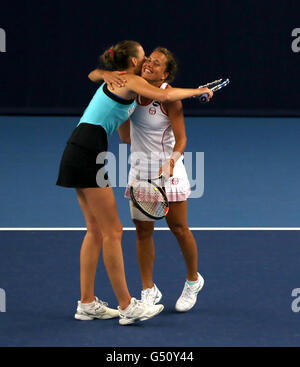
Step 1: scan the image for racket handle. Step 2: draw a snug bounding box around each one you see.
[199,93,209,103]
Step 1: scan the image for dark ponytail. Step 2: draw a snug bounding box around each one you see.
[100,40,141,71]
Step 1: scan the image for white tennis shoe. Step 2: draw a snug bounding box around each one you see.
[74,296,119,320]
[141,283,162,305]
[175,273,204,312]
[118,297,164,325]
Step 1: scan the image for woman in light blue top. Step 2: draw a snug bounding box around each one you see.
[56,40,213,325]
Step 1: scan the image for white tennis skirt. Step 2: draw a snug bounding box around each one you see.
[124,158,191,202]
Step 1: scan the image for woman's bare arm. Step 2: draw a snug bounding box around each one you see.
[167,100,187,159]
[118,119,131,144]
[88,69,127,89]
[126,74,213,102]
[159,100,187,178]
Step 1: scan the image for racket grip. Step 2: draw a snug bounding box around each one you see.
[199,93,209,103]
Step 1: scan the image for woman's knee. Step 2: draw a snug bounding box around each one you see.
[86,219,102,240]
[102,224,123,242]
[135,221,154,240]
[169,223,189,238]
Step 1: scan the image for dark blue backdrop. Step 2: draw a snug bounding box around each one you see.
[0,0,299,116]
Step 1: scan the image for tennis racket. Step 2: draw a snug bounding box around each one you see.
[129,174,169,220]
[198,78,230,103]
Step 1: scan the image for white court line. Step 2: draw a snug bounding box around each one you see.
[1,228,300,231]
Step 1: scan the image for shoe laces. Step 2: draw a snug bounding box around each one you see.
[94,297,108,311]
[180,283,194,302]
[132,298,146,312]
[120,298,146,317]
[141,288,153,303]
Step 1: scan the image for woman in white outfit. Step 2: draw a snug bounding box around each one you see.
[89,48,206,312]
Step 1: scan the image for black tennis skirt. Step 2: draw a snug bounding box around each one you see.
[56,123,110,188]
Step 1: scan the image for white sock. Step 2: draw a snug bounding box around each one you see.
[80,300,95,309]
[186,274,199,286]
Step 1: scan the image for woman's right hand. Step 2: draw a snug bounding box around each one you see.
[197,87,213,101]
[103,71,127,90]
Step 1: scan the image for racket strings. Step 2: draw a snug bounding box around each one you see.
[132,181,164,201]
[136,200,167,218]
[131,180,168,218]
[211,79,229,92]
[198,78,229,92]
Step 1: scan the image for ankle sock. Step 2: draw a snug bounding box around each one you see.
[186,274,199,286]
[80,297,96,308]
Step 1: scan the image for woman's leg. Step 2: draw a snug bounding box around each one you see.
[134,219,155,290]
[77,187,131,310]
[166,201,198,281]
[76,189,103,303]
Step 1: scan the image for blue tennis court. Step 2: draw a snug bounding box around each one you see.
[0,229,300,347]
[1,116,300,346]
[1,115,300,228]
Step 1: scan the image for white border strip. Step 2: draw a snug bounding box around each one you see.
[1,227,300,231]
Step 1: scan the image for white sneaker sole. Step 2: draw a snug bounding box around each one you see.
[119,304,164,325]
[74,312,119,320]
[75,313,94,321]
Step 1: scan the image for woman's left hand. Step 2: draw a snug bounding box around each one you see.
[159,159,174,180]
[103,71,127,90]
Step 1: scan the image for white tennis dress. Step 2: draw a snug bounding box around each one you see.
[125,82,191,206]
